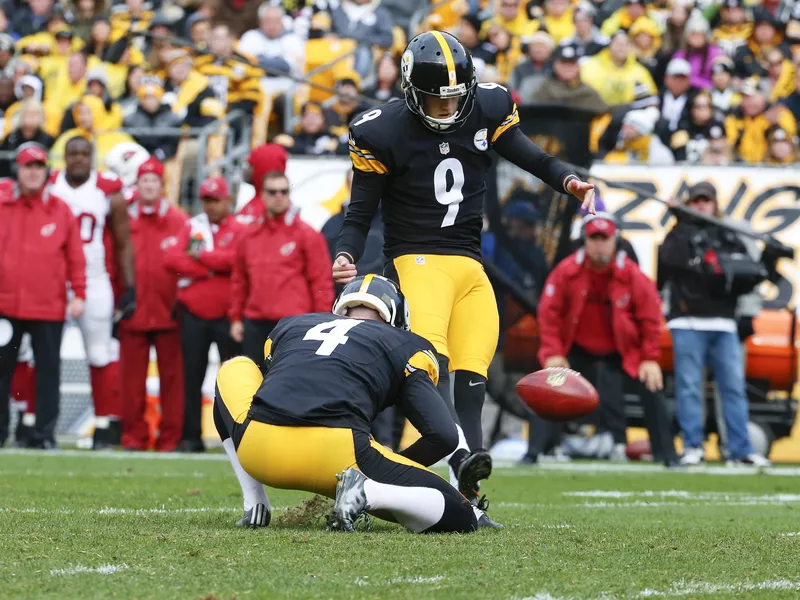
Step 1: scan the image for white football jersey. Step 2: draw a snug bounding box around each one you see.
[51,170,122,279]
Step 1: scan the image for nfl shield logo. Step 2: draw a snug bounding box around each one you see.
[439,142,450,155]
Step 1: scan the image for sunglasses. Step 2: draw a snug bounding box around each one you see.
[263,188,289,196]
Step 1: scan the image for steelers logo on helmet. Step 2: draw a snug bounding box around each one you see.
[332,274,411,330]
[401,30,477,133]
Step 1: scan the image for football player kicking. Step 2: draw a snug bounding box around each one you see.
[332,31,596,517]
[214,275,499,533]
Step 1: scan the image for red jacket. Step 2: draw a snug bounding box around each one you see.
[120,199,188,332]
[230,210,334,322]
[165,214,246,320]
[537,248,663,379]
[0,178,86,321]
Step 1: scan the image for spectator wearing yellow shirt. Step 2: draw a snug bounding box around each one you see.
[712,0,753,58]
[733,10,789,80]
[629,16,662,82]
[765,126,798,164]
[58,69,124,134]
[581,31,657,106]
[484,24,524,84]
[766,49,797,103]
[109,0,153,43]
[163,50,224,128]
[509,30,554,102]
[45,52,98,113]
[541,0,575,45]
[484,0,539,40]
[600,0,650,38]
[725,79,798,163]
[3,74,62,137]
[0,100,55,177]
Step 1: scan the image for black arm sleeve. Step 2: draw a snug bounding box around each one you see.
[396,372,459,467]
[334,170,386,264]
[493,126,577,193]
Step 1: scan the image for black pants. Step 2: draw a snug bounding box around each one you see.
[180,310,241,444]
[242,318,278,366]
[0,317,64,445]
[527,346,677,462]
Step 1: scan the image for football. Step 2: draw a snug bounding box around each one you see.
[516,367,600,421]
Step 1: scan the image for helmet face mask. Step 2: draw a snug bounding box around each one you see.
[401,31,477,133]
[332,275,411,331]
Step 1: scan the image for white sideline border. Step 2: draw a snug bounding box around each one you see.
[3,448,799,475]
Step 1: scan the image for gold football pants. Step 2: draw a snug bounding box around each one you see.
[215,357,453,499]
[388,254,499,377]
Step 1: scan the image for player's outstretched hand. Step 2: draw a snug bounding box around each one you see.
[332,254,357,285]
[567,179,596,215]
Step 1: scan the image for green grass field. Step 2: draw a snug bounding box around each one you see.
[1,451,799,600]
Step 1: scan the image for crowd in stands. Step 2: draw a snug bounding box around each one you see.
[0,0,798,170]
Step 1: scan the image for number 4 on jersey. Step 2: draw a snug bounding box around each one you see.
[303,319,363,356]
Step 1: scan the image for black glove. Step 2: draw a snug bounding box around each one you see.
[117,286,136,321]
[737,316,755,341]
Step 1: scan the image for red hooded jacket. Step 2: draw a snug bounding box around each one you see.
[165,214,247,320]
[237,143,287,220]
[230,210,334,322]
[120,198,188,332]
[0,178,86,321]
[537,248,663,379]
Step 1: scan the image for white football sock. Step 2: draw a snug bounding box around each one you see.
[222,438,270,512]
[445,425,470,488]
[363,479,445,533]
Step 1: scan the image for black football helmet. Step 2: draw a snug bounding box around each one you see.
[332,274,411,330]
[400,30,477,133]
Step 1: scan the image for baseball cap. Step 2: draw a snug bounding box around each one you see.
[666,58,691,77]
[584,212,617,237]
[137,157,164,179]
[16,143,48,166]
[686,181,717,203]
[199,176,229,200]
[554,44,579,61]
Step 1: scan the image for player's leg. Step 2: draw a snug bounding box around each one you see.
[28,320,65,448]
[78,276,121,449]
[179,310,211,451]
[385,256,471,483]
[11,334,36,447]
[214,356,271,526]
[119,330,151,450]
[0,317,25,447]
[328,431,480,533]
[153,330,185,452]
[448,261,500,499]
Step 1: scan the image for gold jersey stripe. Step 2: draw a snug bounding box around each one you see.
[491,104,520,143]
[406,350,440,386]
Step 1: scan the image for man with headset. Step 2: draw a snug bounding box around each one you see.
[0,143,86,449]
[524,212,678,465]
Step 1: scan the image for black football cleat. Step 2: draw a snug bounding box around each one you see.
[457,450,493,499]
[474,495,504,529]
[236,503,271,528]
[326,468,369,532]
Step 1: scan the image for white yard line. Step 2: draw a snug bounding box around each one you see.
[780,532,800,537]
[50,564,129,577]
[565,490,800,502]
[355,575,444,586]
[1,506,280,515]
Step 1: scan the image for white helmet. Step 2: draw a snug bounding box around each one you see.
[105,143,150,188]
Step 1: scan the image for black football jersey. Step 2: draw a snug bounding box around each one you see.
[348,84,520,260]
[249,313,440,431]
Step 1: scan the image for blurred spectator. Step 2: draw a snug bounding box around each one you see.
[725,79,797,163]
[109,0,153,44]
[10,0,54,38]
[0,144,86,449]
[600,0,649,37]
[44,51,89,112]
[330,0,394,77]
[3,75,60,138]
[581,30,657,105]
[276,102,346,156]
[712,0,752,58]
[541,0,575,44]
[185,13,211,49]
[509,31,554,102]
[208,0,261,38]
[673,13,723,90]
[658,182,770,467]
[363,52,402,102]
[118,64,145,118]
[59,68,124,133]
[659,2,688,60]
[629,16,662,81]
[236,142,287,221]
[765,48,796,103]
[531,44,609,112]
[381,0,427,34]
[484,24,523,84]
[195,24,264,116]
[165,176,246,453]
[786,3,800,62]
[229,171,334,363]
[531,212,676,465]
[324,72,371,139]
[659,58,697,136]
[483,0,536,39]
[699,124,733,165]
[69,0,108,42]
[119,158,188,452]
[669,91,725,163]
[765,125,798,164]
[0,100,54,176]
[604,108,675,165]
[122,80,183,161]
[710,58,741,118]
[457,14,498,72]
[0,34,14,73]
[560,2,607,59]
[782,67,800,123]
[238,3,305,78]
[733,10,788,80]
[163,49,224,128]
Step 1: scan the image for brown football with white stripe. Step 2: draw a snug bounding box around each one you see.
[516,367,599,421]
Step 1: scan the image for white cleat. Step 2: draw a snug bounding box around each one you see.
[326,468,369,532]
